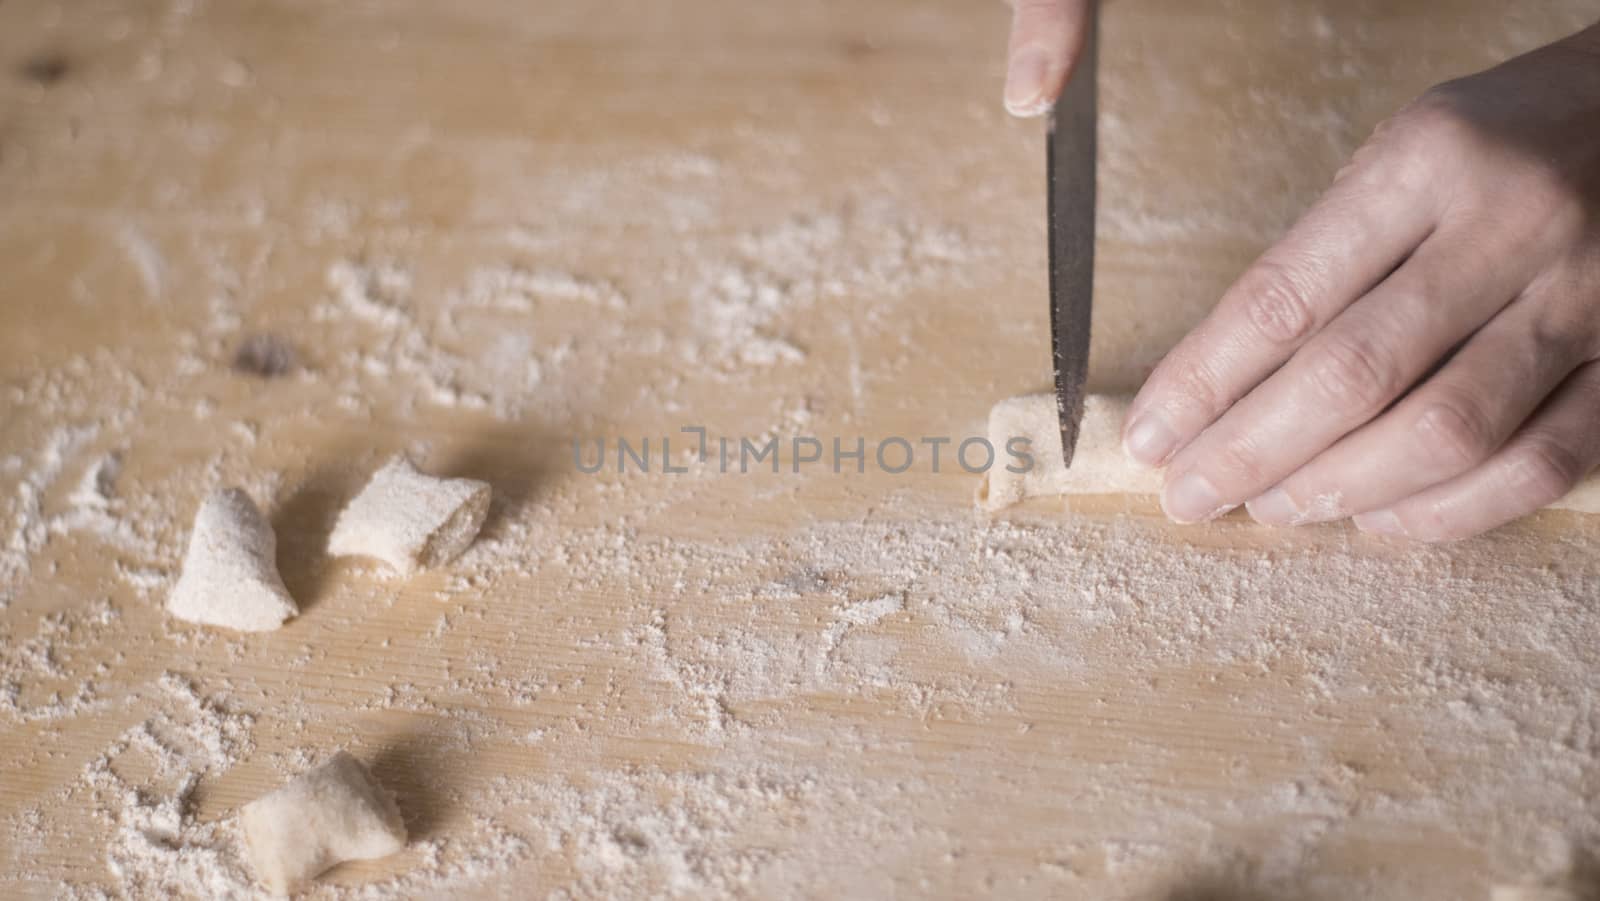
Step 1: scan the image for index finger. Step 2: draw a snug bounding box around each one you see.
[1121,157,1437,468]
[1005,0,1092,117]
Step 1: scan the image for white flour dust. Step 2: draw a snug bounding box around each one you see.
[5,0,1600,895]
[683,208,972,372]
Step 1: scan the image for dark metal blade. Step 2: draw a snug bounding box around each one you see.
[1048,3,1099,468]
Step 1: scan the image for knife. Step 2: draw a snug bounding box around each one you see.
[1048,1,1099,467]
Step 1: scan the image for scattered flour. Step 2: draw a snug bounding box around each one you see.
[683,209,972,372]
[75,674,259,900]
[9,409,1600,899]
[449,265,626,314]
[1,425,101,608]
[320,260,414,330]
[116,226,166,299]
[0,597,123,722]
[5,3,1600,895]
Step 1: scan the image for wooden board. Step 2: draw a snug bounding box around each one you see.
[3,1,1599,898]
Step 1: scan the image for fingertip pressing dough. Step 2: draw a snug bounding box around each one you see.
[978,392,1600,516]
[166,487,298,631]
[327,456,491,575]
[978,393,1159,511]
[239,751,407,895]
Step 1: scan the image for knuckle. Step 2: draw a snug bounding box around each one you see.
[1401,83,1476,142]
[1364,85,1475,192]
[1238,261,1319,345]
[1303,332,1399,414]
[1154,354,1222,416]
[1212,435,1270,485]
[1414,395,1499,470]
[1508,436,1586,504]
[1528,296,1598,370]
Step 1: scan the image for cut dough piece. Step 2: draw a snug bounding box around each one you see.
[239,751,407,895]
[1557,475,1600,515]
[167,488,298,631]
[1490,884,1586,901]
[979,394,1159,511]
[327,456,491,575]
[978,392,1600,516]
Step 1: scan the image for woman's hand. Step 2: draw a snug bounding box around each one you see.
[1120,26,1600,541]
[1003,0,1093,117]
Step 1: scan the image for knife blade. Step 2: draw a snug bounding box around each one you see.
[1048,2,1099,468]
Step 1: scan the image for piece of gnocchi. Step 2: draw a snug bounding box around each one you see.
[327,456,491,576]
[977,394,1159,512]
[167,488,298,632]
[239,751,407,895]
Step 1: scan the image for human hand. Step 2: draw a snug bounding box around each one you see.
[1003,0,1093,117]
[1121,26,1600,541]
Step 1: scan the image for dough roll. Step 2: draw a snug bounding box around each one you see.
[978,393,1600,516]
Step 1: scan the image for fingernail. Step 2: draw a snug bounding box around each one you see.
[1353,510,1406,537]
[1123,412,1178,467]
[1163,472,1228,524]
[1246,489,1299,526]
[1004,49,1052,117]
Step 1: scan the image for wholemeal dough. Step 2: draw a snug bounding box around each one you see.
[327,456,491,575]
[239,751,407,895]
[1558,472,1600,515]
[166,488,298,631]
[1491,883,1589,901]
[978,394,1160,511]
[978,392,1600,515]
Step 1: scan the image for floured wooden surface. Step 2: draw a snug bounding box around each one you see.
[3,0,1600,898]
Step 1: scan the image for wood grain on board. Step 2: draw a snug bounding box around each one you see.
[2,1,1598,897]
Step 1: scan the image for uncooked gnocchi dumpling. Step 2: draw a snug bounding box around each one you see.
[167,488,298,631]
[239,751,407,894]
[978,394,1158,511]
[327,456,491,575]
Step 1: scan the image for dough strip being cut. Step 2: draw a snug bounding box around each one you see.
[978,393,1600,516]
